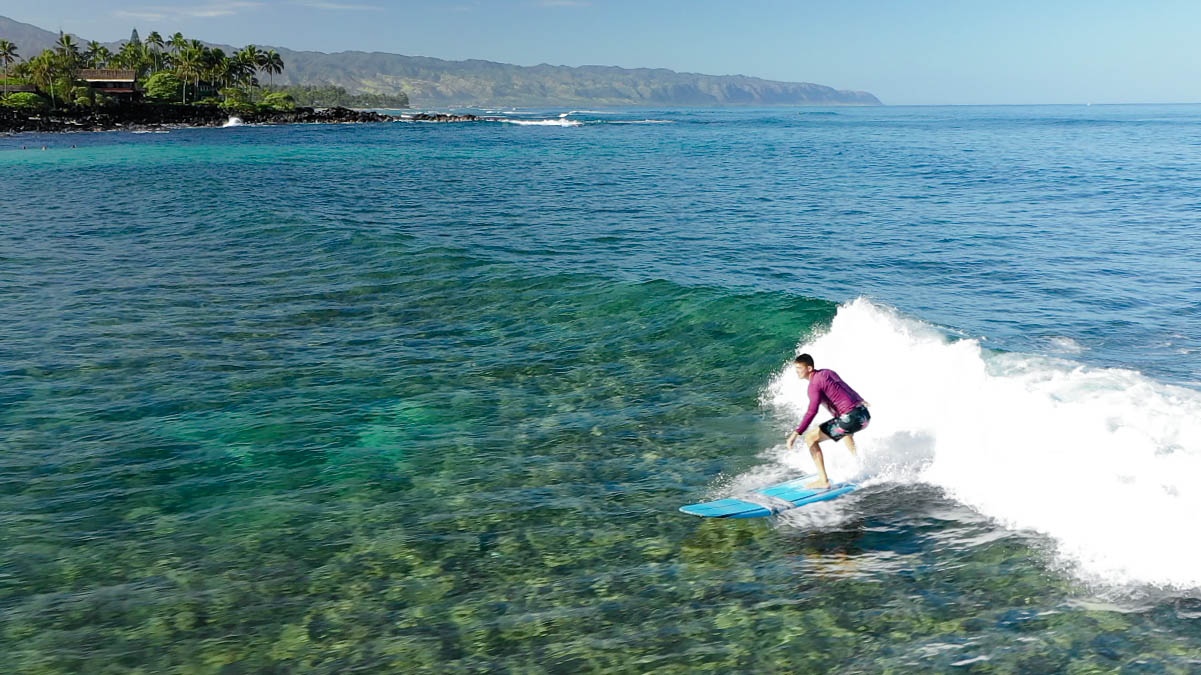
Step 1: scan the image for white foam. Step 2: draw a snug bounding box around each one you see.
[1046,336,1087,354]
[499,118,583,127]
[221,116,244,128]
[763,298,1201,589]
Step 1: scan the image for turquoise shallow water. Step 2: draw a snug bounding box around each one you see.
[2,106,1201,672]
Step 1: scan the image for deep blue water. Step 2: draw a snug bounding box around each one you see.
[2,105,1200,672]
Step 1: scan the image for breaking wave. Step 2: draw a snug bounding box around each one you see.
[764,298,1201,589]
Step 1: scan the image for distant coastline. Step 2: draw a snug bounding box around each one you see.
[1,14,880,108]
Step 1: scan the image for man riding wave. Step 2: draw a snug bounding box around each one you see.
[785,353,871,489]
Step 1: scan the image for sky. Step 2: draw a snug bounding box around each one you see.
[3,0,1200,105]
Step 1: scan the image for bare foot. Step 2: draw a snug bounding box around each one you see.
[805,479,831,490]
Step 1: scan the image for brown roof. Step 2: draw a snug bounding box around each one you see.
[79,69,137,82]
[1,84,39,93]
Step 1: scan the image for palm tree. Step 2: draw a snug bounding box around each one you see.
[146,31,164,71]
[229,46,263,96]
[209,56,232,91]
[29,54,57,108]
[239,45,262,74]
[120,40,155,77]
[85,41,104,68]
[169,32,186,55]
[229,50,256,90]
[0,40,17,99]
[55,33,81,68]
[262,49,284,87]
[175,47,205,103]
[203,48,227,96]
[114,40,143,71]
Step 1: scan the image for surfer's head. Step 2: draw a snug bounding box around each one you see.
[794,353,815,379]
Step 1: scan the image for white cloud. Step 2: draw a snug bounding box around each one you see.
[296,0,384,9]
[113,2,264,22]
[189,2,264,18]
[114,9,169,21]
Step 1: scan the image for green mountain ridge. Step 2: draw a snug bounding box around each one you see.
[0,14,882,107]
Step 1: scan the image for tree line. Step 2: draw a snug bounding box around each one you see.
[260,84,409,110]
[0,29,286,109]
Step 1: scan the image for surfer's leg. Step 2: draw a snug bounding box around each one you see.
[803,428,833,489]
[843,433,858,458]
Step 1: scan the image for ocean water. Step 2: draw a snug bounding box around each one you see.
[2,105,1200,672]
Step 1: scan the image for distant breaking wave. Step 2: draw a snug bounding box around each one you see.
[498,118,584,127]
[493,117,674,127]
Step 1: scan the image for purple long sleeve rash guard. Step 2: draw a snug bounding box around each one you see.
[795,369,865,434]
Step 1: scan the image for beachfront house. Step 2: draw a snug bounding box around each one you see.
[79,69,139,102]
[0,76,39,95]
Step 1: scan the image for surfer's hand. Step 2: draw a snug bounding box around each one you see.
[786,431,798,450]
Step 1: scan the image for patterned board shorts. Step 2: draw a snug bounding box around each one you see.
[819,404,871,441]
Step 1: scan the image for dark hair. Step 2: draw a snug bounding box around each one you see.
[794,353,814,368]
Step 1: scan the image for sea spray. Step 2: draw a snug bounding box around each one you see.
[764,298,1201,589]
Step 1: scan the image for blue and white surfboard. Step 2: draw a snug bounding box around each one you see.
[679,476,857,518]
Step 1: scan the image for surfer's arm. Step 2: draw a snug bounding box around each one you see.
[786,429,800,449]
[794,381,822,435]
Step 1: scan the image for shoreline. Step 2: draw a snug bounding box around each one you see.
[0,104,482,135]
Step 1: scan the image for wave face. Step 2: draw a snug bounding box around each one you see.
[766,298,1201,588]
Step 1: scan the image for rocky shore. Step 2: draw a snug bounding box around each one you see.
[0,104,481,134]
